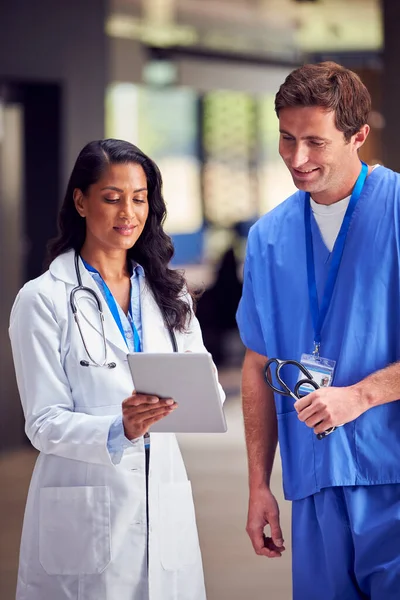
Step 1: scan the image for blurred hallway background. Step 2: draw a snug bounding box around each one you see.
[0,0,398,598]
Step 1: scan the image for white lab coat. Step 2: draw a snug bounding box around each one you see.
[9,250,224,600]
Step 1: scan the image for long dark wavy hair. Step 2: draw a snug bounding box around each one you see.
[47,139,193,332]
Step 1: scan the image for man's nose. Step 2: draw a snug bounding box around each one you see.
[290,144,309,169]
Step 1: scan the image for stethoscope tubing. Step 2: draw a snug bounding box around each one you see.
[71,251,178,367]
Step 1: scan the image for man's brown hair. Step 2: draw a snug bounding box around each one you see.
[275,62,371,141]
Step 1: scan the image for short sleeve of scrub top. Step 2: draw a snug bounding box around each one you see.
[236,233,267,357]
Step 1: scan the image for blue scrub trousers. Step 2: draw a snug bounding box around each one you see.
[292,484,400,600]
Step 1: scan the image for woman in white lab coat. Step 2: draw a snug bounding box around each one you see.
[9,139,223,600]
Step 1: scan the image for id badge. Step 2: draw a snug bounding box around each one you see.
[297,353,336,396]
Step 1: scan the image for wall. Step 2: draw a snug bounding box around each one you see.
[382,0,400,171]
[0,0,108,452]
[0,0,108,184]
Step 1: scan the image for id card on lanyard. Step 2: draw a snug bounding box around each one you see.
[299,161,368,391]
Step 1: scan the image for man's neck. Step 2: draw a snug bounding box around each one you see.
[311,162,371,206]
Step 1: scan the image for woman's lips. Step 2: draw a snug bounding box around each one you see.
[113,225,136,236]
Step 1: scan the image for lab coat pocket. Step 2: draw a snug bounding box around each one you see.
[39,486,111,575]
[159,481,199,571]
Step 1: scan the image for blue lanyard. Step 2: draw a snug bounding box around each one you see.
[82,259,141,353]
[304,161,368,356]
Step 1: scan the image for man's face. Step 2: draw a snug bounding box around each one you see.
[278,106,362,197]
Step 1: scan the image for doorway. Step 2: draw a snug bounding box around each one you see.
[0,81,62,451]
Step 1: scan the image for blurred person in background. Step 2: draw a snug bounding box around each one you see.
[9,139,224,600]
[196,245,242,366]
[237,62,400,599]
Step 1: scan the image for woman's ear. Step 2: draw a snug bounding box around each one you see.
[73,189,86,218]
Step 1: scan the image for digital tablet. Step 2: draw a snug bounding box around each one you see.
[127,353,227,433]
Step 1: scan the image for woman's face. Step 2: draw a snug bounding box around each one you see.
[74,162,149,252]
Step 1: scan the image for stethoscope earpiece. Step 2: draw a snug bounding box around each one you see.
[80,359,116,368]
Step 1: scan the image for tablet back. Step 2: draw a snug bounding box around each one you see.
[127,353,227,433]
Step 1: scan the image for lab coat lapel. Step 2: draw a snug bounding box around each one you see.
[50,250,129,355]
[140,278,172,352]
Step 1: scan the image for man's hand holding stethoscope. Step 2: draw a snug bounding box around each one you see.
[264,358,369,438]
[294,384,368,436]
[122,392,178,440]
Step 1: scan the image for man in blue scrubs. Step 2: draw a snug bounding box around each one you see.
[236,62,400,599]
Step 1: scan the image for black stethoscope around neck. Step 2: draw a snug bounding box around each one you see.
[70,251,178,369]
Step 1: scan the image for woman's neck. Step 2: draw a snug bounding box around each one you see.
[80,244,129,281]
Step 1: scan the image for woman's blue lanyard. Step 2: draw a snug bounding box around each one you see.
[304,161,368,357]
[82,259,141,353]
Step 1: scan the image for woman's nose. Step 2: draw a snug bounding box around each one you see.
[119,201,135,220]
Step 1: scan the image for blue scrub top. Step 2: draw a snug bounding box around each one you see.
[237,166,400,501]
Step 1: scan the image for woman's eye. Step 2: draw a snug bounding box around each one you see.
[104,198,119,203]
[133,198,146,204]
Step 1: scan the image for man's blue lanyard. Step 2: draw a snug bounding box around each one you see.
[304,161,368,356]
[82,259,141,353]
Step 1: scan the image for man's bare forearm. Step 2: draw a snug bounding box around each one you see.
[295,360,400,434]
[242,349,278,491]
[354,361,400,409]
